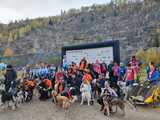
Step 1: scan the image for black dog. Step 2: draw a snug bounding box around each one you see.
[1,91,14,103]
[0,90,17,110]
[23,90,33,102]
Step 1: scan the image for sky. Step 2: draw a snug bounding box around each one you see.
[0,0,110,24]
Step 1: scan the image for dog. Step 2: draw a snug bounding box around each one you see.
[0,82,16,110]
[103,95,125,116]
[52,91,73,112]
[55,95,71,112]
[110,98,125,116]
[22,79,36,102]
[80,82,91,106]
[52,88,77,113]
[16,89,24,104]
[97,94,111,116]
[98,88,125,116]
[0,90,17,110]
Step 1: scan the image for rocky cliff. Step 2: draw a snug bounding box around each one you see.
[0,1,160,64]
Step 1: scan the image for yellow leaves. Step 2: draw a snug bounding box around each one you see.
[3,48,14,56]
[145,48,160,65]
[18,25,32,38]
[18,27,25,38]
[0,19,43,42]
[136,48,160,65]
[31,48,37,53]
[30,20,43,29]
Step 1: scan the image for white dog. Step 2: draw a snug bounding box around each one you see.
[80,82,91,106]
[16,90,24,105]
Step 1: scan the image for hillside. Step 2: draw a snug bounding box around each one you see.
[0,0,160,64]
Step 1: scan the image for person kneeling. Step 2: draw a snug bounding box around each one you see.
[38,79,52,101]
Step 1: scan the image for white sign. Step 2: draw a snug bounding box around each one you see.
[65,47,113,65]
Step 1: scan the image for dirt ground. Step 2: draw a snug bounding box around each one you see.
[0,96,160,120]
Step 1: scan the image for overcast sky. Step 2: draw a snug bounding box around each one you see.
[0,0,110,24]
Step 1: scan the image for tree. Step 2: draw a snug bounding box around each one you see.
[81,6,89,12]
[67,8,78,16]
[145,48,160,65]
[3,48,14,56]
[48,19,53,26]
[136,48,160,66]
[114,0,128,6]
[8,32,14,42]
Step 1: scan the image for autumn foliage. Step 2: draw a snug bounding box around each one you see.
[3,48,14,56]
[136,48,160,65]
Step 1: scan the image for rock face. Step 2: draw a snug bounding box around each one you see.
[0,1,160,63]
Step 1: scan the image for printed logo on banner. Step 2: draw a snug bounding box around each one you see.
[66,47,113,65]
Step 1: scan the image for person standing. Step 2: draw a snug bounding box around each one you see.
[146,62,159,85]
[125,63,134,87]
[79,57,87,71]
[118,63,126,82]
[108,61,114,85]
[93,59,101,79]
[4,65,17,95]
[130,56,139,82]
[112,62,119,86]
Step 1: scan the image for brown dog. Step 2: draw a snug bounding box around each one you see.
[55,95,71,112]
[53,91,78,112]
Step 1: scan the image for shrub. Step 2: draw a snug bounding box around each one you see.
[3,48,14,56]
[136,48,160,66]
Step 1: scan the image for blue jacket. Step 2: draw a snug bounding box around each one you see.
[118,67,126,77]
[146,66,159,85]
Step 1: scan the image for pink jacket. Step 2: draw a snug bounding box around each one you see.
[113,66,118,76]
[93,63,101,74]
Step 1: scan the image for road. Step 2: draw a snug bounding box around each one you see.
[0,97,159,120]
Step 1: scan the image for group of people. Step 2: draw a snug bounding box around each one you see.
[21,64,55,80]
[0,55,160,112]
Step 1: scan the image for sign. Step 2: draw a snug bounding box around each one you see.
[62,40,120,66]
[65,47,113,65]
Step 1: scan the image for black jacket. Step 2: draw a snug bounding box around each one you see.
[4,69,17,92]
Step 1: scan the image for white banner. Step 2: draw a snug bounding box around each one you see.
[65,47,113,65]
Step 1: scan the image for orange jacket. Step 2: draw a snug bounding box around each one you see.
[79,59,87,70]
[24,80,36,90]
[43,79,52,88]
[82,73,92,82]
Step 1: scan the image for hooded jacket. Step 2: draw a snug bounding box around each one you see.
[4,67,17,92]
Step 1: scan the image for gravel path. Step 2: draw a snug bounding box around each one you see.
[0,97,159,120]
